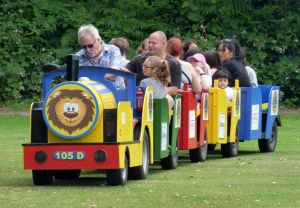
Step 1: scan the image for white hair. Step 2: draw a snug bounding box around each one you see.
[77,24,101,42]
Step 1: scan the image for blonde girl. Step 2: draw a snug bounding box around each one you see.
[139,55,174,108]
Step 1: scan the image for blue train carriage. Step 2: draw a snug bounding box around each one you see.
[22,55,154,186]
[206,80,241,157]
[238,85,281,152]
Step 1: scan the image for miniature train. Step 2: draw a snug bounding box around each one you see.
[22,55,281,186]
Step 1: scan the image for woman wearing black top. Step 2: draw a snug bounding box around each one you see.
[216,39,251,87]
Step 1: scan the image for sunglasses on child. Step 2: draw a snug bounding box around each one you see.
[142,64,154,69]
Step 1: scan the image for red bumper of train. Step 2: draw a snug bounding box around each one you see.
[22,143,120,170]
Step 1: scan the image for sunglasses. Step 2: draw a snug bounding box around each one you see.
[142,64,153,69]
[81,39,98,49]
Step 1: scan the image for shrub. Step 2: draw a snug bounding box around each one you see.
[0,0,299,106]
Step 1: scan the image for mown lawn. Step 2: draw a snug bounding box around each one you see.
[0,111,299,208]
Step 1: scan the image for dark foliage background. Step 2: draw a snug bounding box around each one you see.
[0,0,299,106]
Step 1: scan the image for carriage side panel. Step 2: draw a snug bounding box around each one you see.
[238,87,262,140]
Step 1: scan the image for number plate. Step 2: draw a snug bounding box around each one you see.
[54,151,86,160]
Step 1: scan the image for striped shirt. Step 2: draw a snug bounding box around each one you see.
[76,44,125,89]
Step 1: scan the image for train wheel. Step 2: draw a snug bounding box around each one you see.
[160,153,178,170]
[258,122,277,152]
[129,130,150,179]
[221,128,239,158]
[32,170,53,185]
[207,144,216,151]
[189,129,208,162]
[53,170,81,180]
[106,156,128,186]
[160,141,178,170]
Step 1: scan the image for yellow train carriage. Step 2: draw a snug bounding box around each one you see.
[206,80,241,157]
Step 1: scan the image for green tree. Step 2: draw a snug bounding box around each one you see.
[0,0,299,106]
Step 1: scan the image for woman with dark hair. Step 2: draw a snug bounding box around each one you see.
[203,50,221,76]
[216,39,251,87]
[182,39,199,58]
[182,48,201,61]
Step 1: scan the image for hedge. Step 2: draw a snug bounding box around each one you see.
[0,0,299,106]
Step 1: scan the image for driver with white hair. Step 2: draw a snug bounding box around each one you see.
[76,24,125,89]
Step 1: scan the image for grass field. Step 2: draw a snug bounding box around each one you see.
[0,111,299,208]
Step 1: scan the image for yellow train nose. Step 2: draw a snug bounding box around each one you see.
[43,80,115,140]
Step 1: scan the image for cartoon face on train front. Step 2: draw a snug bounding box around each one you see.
[46,89,96,135]
[55,96,87,127]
